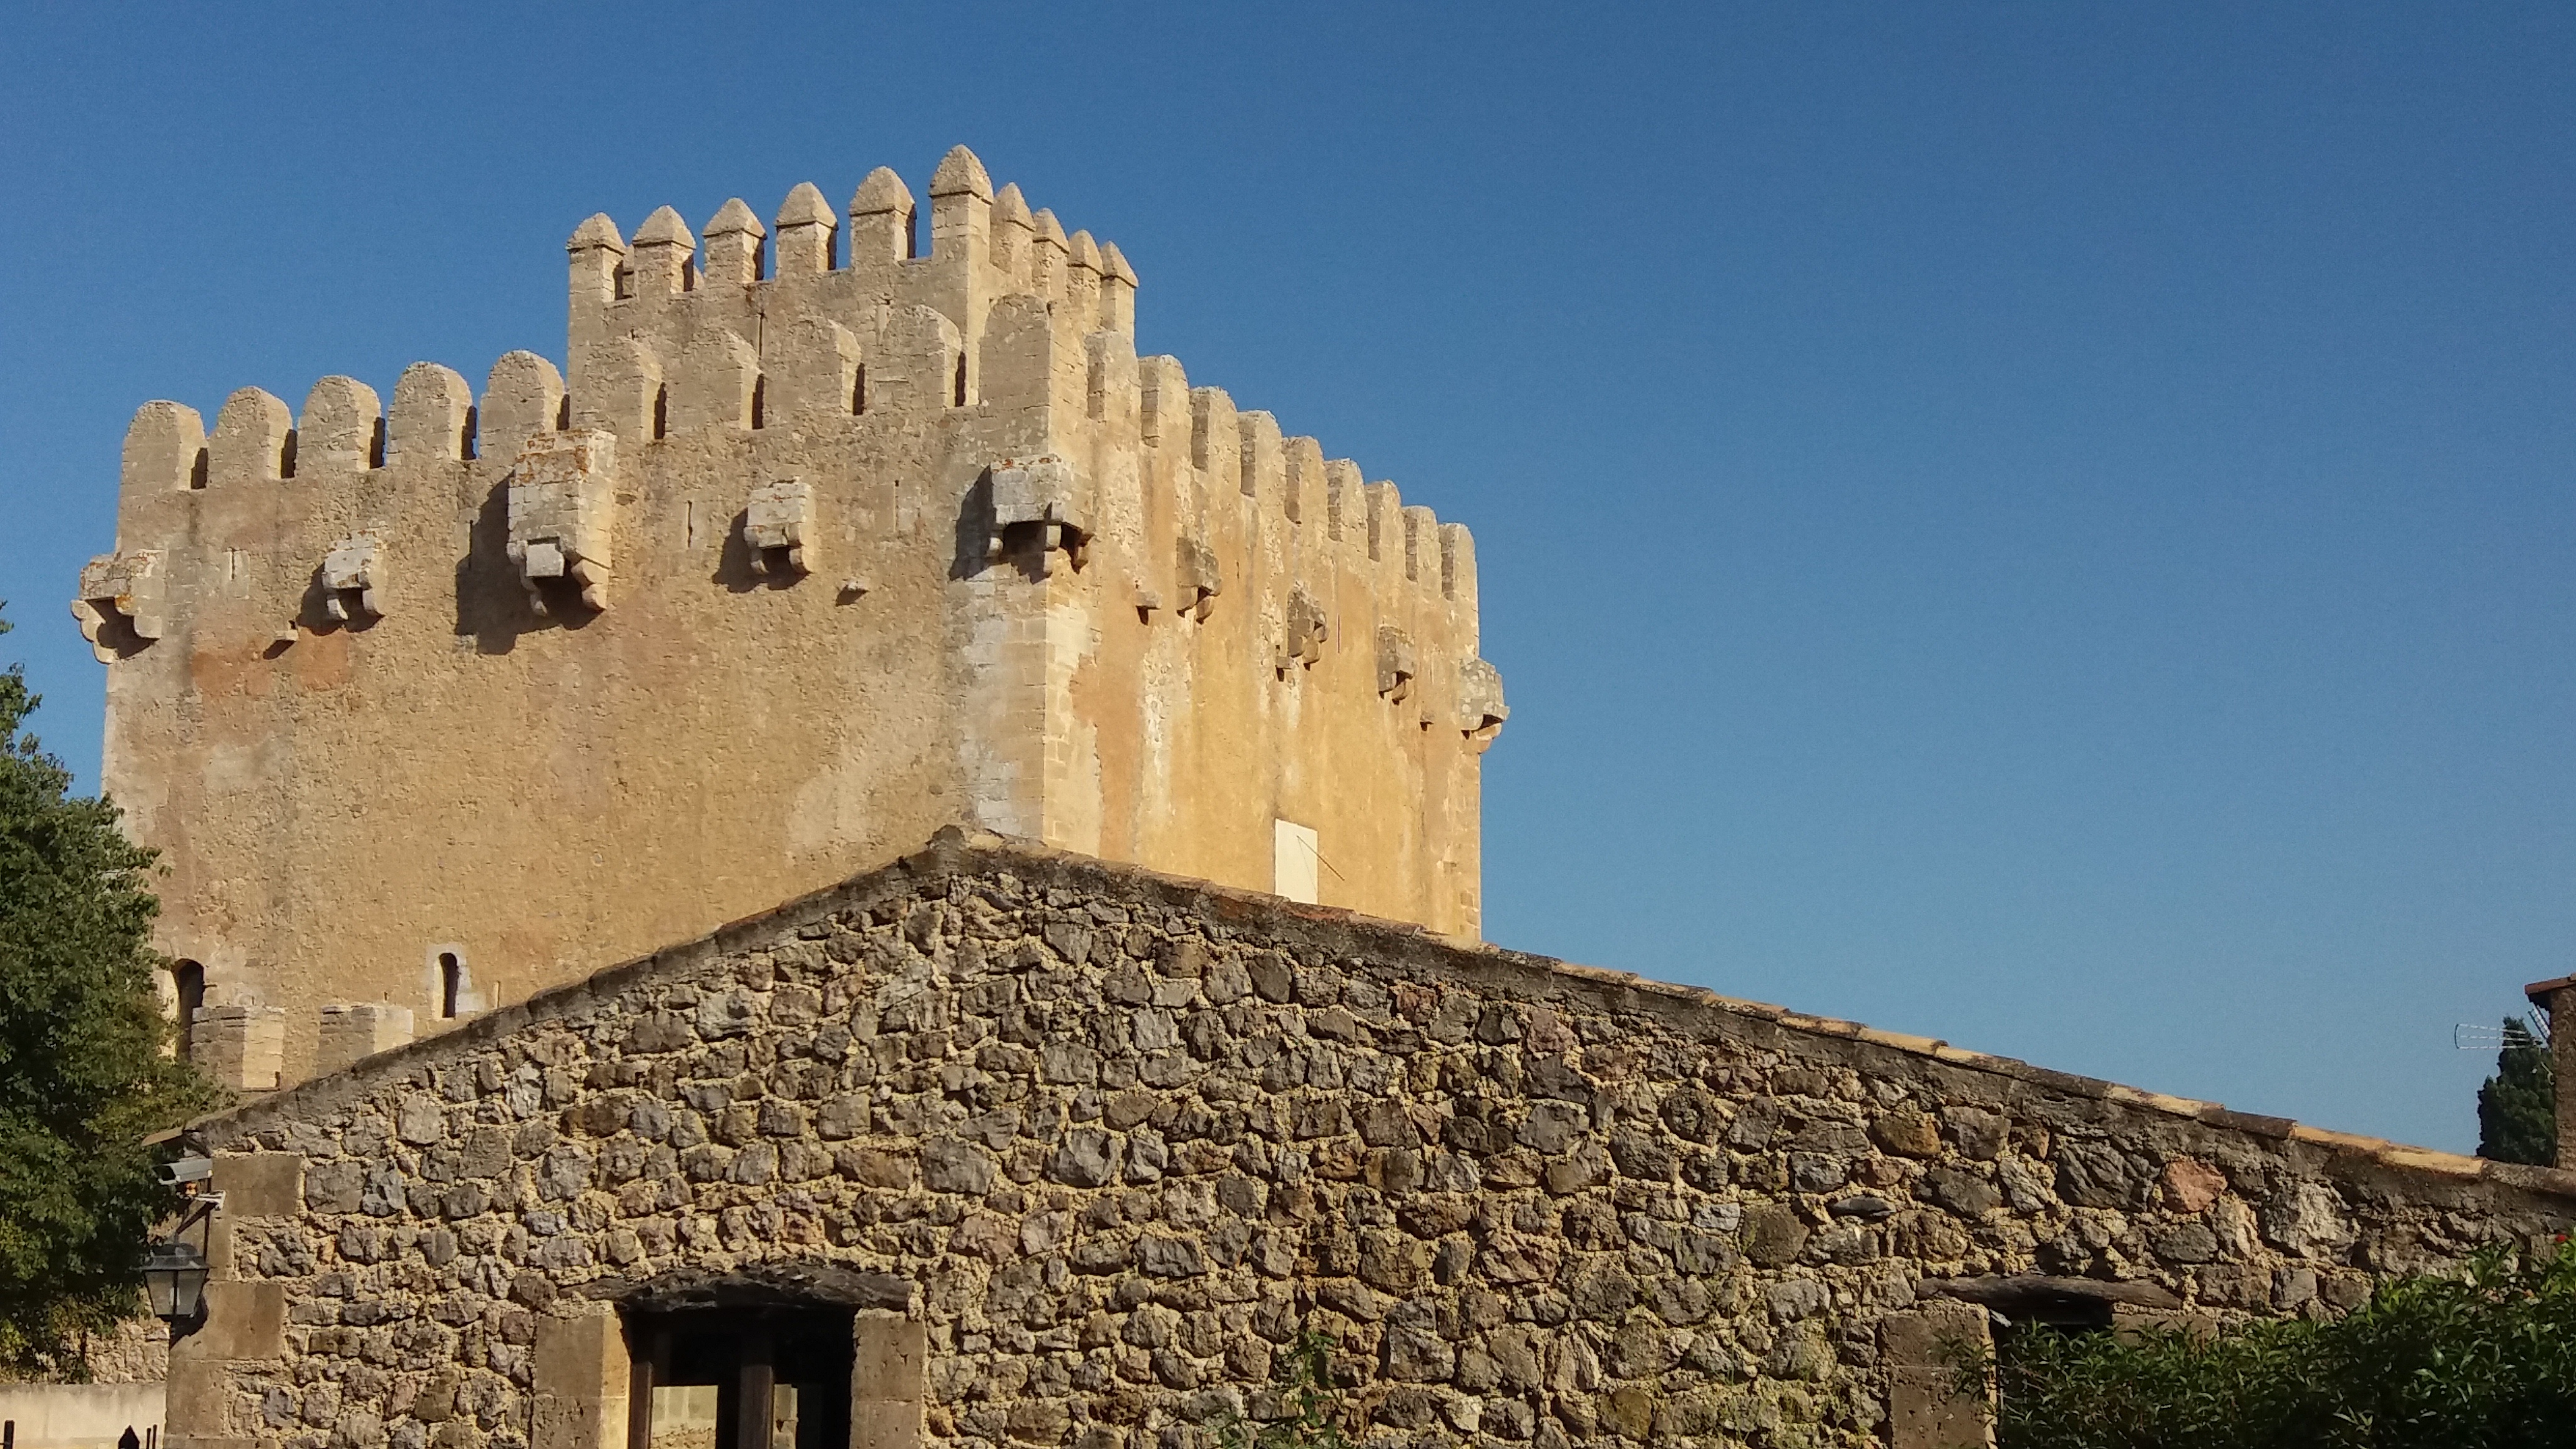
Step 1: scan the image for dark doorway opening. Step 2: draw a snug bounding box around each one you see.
[625,1307,852,1449]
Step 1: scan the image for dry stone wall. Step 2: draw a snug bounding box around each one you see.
[184,835,2576,1449]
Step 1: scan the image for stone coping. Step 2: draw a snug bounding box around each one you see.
[179,825,2576,1205]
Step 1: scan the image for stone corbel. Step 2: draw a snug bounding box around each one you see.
[71,550,166,661]
[745,477,816,578]
[1174,537,1221,622]
[505,430,618,615]
[1376,625,1416,704]
[1282,588,1327,668]
[320,534,385,623]
[988,456,1087,568]
[1459,657,1509,749]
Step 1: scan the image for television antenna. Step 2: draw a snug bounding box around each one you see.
[2453,1010,2550,1052]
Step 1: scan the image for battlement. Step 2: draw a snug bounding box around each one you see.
[562,147,1131,436]
[87,147,1501,727]
[77,146,1503,1090]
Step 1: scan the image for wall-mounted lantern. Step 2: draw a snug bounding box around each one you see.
[143,1154,218,1326]
[140,1239,208,1325]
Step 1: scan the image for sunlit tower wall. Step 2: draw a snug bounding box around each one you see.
[73,147,1508,1090]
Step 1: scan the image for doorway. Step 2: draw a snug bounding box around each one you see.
[624,1307,854,1449]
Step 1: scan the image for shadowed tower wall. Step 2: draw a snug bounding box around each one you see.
[74,146,1508,1089]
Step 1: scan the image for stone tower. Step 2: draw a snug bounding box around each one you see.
[72,145,1506,1091]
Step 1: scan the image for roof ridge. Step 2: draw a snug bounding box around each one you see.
[177,827,2573,1203]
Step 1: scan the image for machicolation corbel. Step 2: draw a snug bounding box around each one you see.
[71,551,165,661]
[1284,589,1329,668]
[1174,537,1221,622]
[319,534,386,623]
[505,430,618,615]
[1376,625,1417,704]
[745,478,816,578]
[988,456,1086,569]
[1460,658,1510,748]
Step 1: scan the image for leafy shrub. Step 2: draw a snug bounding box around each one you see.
[1974,1241,2576,1448]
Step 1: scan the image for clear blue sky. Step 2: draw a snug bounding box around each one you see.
[2,4,2570,1153]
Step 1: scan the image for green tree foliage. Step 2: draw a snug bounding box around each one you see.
[1209,1330,1352,1449]
[0,610,221,1373]
[1972,1240,2576,1448]
[2477,1018,2555,1168]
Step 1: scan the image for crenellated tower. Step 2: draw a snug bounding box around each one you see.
[73,146,1506,1091]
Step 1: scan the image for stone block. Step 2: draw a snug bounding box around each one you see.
[173,1282,284,1363]
[192,1005,286,1091]
[1870,1106,1943,1159]
[1741,1203,1808,1267]
[211,1153,305,1218]
[530,1307,630,1449]
[853,1315,926,1400]
[165,1358,232,1440]
[851,1315,928,1449]
[1881,1300,1993,1449]
[315,1002,414,1076]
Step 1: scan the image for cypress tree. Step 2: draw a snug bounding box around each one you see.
[2476,1016,2555,1167]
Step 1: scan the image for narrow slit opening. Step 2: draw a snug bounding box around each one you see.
[555,395,572,431]
[653,386,669,441]
[188,447,208,490]
[952,353,967,408]
[368,417,386,469]
[278,429,298,479]
[904,208,919,260]
[749,377,766,430]
[172,961,205,1060]
[461,406,479,461]
[439,952,462,1019]
[852,365,866,416]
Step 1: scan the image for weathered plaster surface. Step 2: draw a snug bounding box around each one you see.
[80,150,1503,1086]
